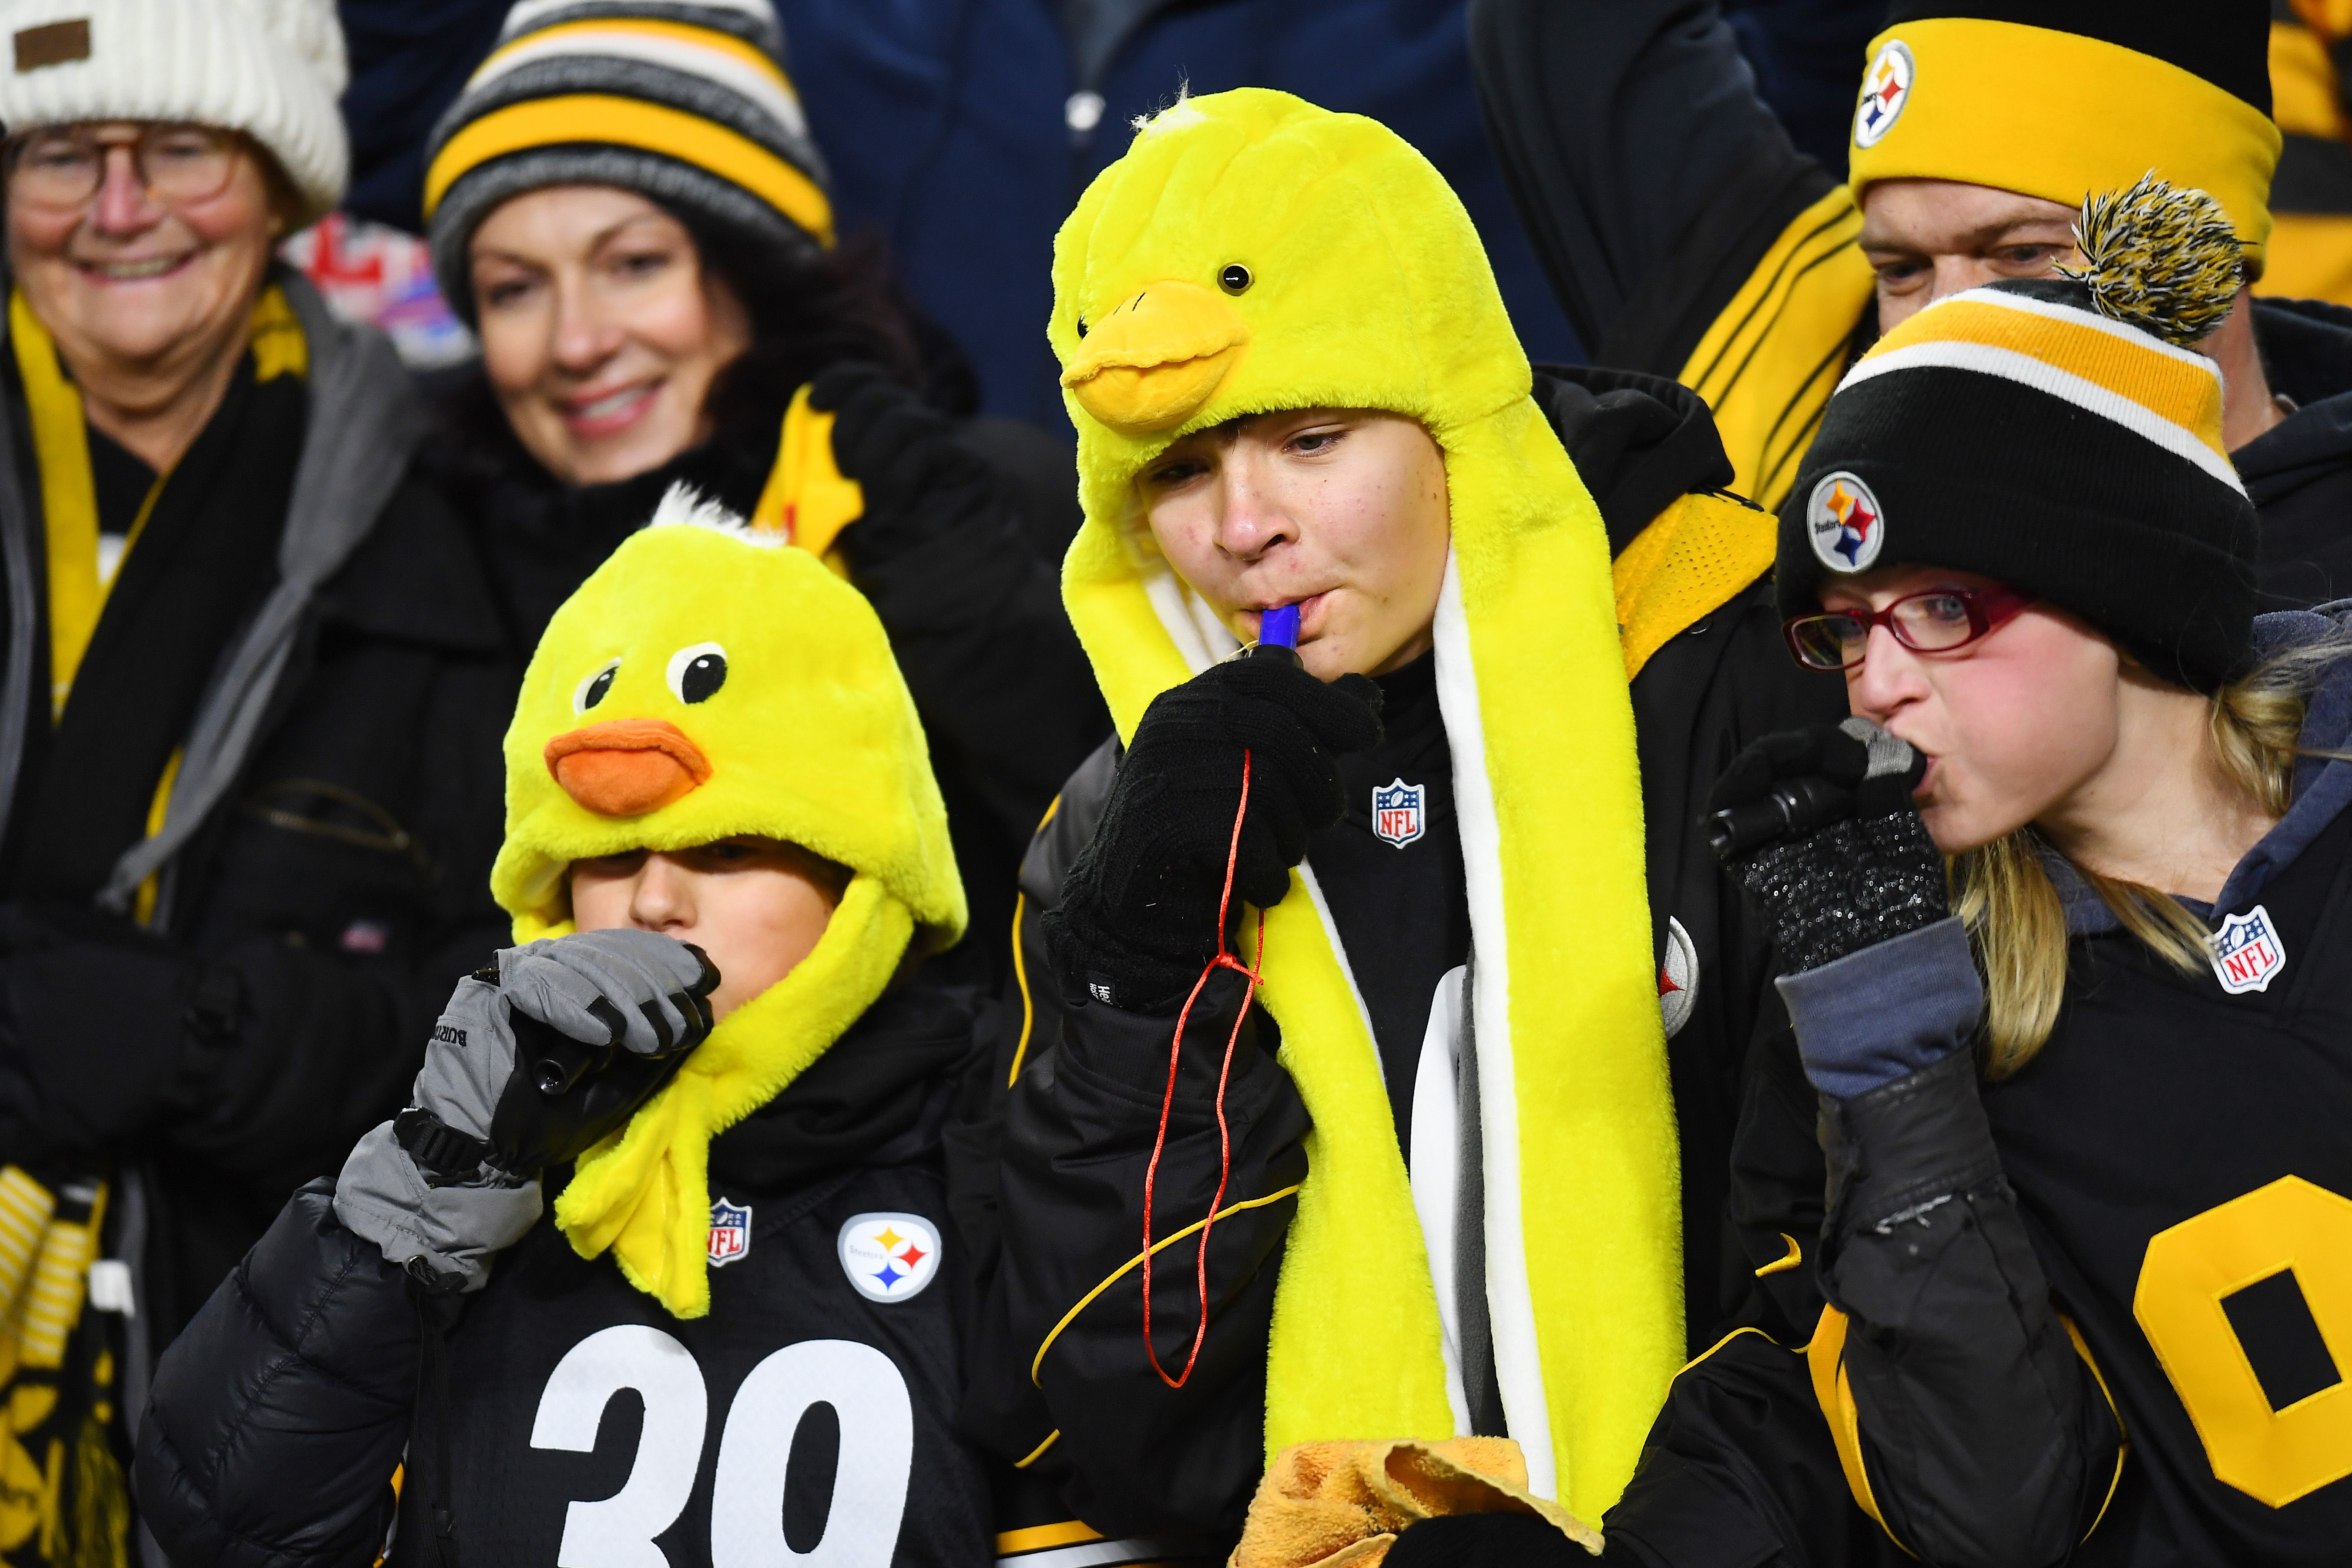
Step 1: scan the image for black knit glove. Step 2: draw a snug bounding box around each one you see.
[807,362,999,569]
[1706,718,1943,974]
[0,902,235,1165]
[1046,655,1384,1014]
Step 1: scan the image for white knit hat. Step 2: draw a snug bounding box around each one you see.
[0,0,349,223]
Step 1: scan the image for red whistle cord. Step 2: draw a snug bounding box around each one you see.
[1139,748,1267,1390]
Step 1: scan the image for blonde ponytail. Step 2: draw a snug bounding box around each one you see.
[1954,636,2345,1078]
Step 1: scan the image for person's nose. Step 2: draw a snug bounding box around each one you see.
[549,275,624,377]
[1846,621,1928,721]
[1213,453,1296,563]
[626,855,694,933]
[87,146,161,238]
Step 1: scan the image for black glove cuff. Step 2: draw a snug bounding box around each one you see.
[394,1107,493,1185]
[1041,900,1213,1017]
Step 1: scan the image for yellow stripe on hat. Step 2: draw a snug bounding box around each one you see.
[1841,336,2239,491]
[1848,19,2280,270]
[471,17,793,93]
[1863,292,2226,462]
[423,93,834,244]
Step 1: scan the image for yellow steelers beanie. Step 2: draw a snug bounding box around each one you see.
[1048,87,1678,1515]
[493,486,963,1316]
[1848,3,2280,271]
[1778,177,2260,693]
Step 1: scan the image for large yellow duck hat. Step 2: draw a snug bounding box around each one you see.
[491,487,964,1318]
[1050,88,1678,1514]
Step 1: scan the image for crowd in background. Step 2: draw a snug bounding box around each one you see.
[0,2,2335,1567]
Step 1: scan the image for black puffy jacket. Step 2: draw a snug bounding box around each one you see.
[135,979,1006,1568]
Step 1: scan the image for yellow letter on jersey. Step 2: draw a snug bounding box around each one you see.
[2136,1175,2352,1508]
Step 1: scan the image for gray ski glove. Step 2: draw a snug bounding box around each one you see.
[1705,717,1943,974]
[335,929,719,1291]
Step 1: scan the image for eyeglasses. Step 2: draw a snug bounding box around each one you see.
[3,123,241,212]
[1782,585,2034,671]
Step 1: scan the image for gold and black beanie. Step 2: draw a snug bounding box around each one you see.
[421,0,832,322]
[1848,0,2280,275]
[1778,178,2261,694]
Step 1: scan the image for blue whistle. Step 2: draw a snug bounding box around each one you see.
[1260,603,1300,649]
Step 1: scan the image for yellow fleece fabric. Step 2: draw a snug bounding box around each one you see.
[491,503,964,1316]
[1049,88,1679,1515]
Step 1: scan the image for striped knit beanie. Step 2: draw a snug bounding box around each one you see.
[423,0,831,324]
[0,0,348,223]
[1777,176,2259,693]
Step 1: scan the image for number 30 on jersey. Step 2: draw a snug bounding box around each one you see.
[530,1326,913,1566]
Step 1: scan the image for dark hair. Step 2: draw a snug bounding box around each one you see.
[684,221,932,453]
[435,209,954,493]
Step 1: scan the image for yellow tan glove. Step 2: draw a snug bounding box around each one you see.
[1229,1439,1603,1568]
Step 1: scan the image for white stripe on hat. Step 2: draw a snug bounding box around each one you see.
[468,24,809,142]
[1839,338,2245,494]
[500,0,778,39]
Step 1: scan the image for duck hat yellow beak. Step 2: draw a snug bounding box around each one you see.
[1061,275,1251,436]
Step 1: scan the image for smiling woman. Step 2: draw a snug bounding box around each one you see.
[420,0,1110,988]
[0,0,524,1561]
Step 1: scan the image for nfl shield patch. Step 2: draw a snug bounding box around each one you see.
[2211,905,2286,995]
[707,1198,752,1267]
[838,1212,943,1303]
[1373,777,1425,849]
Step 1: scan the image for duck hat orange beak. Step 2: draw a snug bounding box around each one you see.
[544,719,713,817]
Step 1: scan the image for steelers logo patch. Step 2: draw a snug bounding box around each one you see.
[1853,40,1913,149]
[838,1212,942,1303]
[1807,471,1886,574]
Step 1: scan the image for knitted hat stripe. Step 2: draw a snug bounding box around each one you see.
[452,52,817,177]
[425,94,828,238]
[1879,287,2221,375]
[1843,341,2238,490]
[469,20,809,142]
[504,0,780,49]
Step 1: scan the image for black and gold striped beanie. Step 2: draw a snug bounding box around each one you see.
[422,0,832,322]
[1849,0,2280,274]
[1778,178,2261,694]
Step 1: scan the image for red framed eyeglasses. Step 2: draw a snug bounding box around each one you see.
[1783,585,2034,672]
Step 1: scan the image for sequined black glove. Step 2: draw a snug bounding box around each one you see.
[1706,718,1942,974]
[1046,654,1384,1014]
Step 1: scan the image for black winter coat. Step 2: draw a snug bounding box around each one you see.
[0,280,513,1471]
[135,979,1001,1568]
[950,373,1844,1539]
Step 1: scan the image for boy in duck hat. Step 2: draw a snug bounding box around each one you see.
[131,489,1007,1565]
[957,87,1688,1538]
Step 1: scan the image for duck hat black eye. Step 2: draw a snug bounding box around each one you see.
[1775,175,2259,694]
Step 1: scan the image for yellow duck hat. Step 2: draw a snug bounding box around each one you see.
[492,487,964,1317]
[1050,88,1678,1514]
